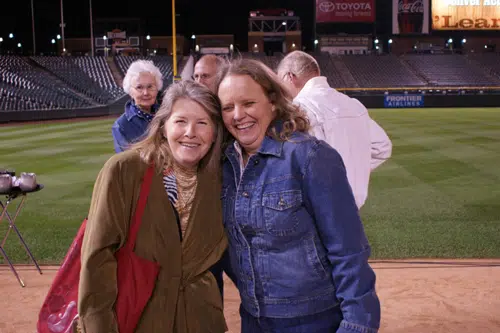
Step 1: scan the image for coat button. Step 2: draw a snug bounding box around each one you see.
[242,192,249,197]
[253,159,260,165]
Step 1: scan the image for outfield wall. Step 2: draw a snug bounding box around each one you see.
[1,93,500,124]
[0,96,129,124]
[350,93,500,109]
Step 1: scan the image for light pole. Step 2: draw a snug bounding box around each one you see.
[60,0,66,53]
[31,0,36,55]
[172,0,179,82]
[103,36,108,57]
[89,0,94,56]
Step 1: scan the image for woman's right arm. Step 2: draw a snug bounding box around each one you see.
[78,157,129,333]
[112,123,128,153]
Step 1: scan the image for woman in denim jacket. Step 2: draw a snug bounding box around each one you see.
[112,60,162,153]
[216,59,381,333]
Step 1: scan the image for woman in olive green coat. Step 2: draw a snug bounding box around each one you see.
[78,80,228,333]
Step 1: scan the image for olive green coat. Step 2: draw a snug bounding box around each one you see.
[78,150,228,333]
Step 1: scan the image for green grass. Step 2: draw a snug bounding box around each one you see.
[0,108,499,264]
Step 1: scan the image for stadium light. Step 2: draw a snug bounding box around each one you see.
[462,38,466,44]
[17,43,22,48]
[51,39,56,44]
[57,34,61,40]
[388,39,393,44]
[375,45,379,50]
[191,34,195,39]
[9,33,14,39]
[374,38,379,44]
[448,38,453,43]
[146,35,151,40]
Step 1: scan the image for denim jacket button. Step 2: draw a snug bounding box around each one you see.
[253,159,260,165]
[242,192,249,197]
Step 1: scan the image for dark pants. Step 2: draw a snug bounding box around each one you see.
[208,250,236,303]
[240,305,342,333]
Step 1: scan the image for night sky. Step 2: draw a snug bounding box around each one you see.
[0,0,393,54]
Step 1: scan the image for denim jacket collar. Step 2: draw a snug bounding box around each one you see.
[124,100,159,121]
[225,134,284,160]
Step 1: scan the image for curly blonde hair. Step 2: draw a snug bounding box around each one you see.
[130,80,224,173]
[215,58,310,142]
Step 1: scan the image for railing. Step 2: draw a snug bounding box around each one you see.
[337,86,500,92]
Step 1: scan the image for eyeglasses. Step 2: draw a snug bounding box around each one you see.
[133,85,158,93]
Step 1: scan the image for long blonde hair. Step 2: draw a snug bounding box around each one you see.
[216,58,310,142]
[131,80,224,173]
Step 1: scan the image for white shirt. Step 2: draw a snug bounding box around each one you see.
[294,76,392,208]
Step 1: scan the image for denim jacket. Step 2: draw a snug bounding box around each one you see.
[222,131,380,333]
[111,100,158,153]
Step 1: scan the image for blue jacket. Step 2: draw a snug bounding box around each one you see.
[222,131,380,333]
[111,100,158,153]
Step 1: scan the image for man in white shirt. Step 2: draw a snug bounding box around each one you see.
[277,51,392,209]
[193,55,225,93]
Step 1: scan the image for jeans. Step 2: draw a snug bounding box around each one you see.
[240,305,342,333]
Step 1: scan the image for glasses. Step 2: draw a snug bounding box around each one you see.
[133,85,158,93]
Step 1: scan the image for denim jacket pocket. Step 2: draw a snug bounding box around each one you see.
[304,235,330,279]
[262,190,302,236]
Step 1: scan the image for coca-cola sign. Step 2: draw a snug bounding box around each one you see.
[393,0,429,34]
[316,0,375,23]
[398,0,424,13]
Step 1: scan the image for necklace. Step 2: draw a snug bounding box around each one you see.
[172,163,198,215]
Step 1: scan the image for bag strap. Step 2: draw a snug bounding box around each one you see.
[125,164,155,250]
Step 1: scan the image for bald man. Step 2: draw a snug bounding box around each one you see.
[193,55,224,92]
[277,51,392,209]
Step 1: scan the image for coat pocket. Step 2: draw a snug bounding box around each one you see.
[262,190,303,236]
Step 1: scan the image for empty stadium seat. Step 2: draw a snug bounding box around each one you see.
[341,54,427,88]
[402,54,499,86]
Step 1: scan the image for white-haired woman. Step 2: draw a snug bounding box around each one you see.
[112,60,163,153]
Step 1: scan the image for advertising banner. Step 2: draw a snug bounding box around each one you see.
[316,0,376,23]
[432,0,500,30]
[392,0,430,34]
[384,94,425,108]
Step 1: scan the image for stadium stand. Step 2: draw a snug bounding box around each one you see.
[311,52,348,88]
[467,53,500,81]
[0,56,94,111]
[341,54,427,88]
[401,54,500,86]
[31,56,117,104]
[2,53,500,112]
[242,52,283,71]
[115,55,174,87]
[74,56,123,99]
